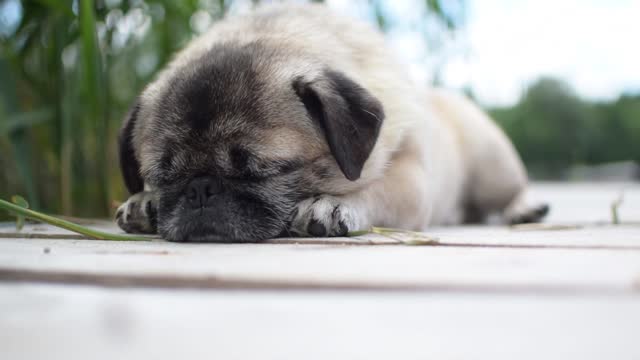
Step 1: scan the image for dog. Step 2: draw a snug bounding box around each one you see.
[115,3,549,242]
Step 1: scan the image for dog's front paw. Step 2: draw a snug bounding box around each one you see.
[290,195,364,237]
[115,192,158,234]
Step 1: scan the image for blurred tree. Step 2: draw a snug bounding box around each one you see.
[1,0,208,217]
[588,95,640,165]
[501,78,595,175]
[491,78,639,179]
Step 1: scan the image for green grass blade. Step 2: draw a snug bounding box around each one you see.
[0,198,150,241]
[79,0,109,214]
[10,195,29,231]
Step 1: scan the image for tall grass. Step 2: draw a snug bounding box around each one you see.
[0,0,463,220]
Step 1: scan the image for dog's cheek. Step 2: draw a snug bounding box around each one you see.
[242,181,301,237]
[155,191,182,224]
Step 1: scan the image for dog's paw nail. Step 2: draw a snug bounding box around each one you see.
[307,219,327,237]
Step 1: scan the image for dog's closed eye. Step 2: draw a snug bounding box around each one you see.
[226,159,305,181]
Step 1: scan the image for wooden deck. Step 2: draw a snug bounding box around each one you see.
[1,182,639,359]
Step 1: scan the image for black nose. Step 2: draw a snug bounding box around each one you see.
[185,177,221,208]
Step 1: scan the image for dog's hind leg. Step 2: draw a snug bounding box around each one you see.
[464,156,550,225]
[427,89,547,225]
[465,180,550,225]
[463,146,550,225]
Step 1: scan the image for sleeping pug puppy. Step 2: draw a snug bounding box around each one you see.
[115,3,548,242]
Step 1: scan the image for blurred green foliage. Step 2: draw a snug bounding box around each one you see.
[0,0,462,219]
[0,0,214,219]
[490,78,640,179]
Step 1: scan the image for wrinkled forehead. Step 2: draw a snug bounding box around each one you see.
[139,83,314,165]
[158,52,265,129]
[134,42,325,178]
[143,41,303,140]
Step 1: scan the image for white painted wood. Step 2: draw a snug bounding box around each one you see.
[428,224,640,248]
[1,236,639,291]
[1,284,639,360]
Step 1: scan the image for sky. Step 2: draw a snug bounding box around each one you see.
[327,0,640,107]
[2,0,639,107]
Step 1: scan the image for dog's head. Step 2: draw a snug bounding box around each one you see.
[119,43,384,242]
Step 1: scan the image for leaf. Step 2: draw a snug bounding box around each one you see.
[10,195,29,231]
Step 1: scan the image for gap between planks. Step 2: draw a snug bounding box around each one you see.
[1,232,640,251]
[1,267,639,295]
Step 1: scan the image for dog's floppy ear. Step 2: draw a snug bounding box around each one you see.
[118,99,144,194]
[293,69,384,181]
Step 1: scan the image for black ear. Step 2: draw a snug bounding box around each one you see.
[118,100,144,194]
[293,70,384,181]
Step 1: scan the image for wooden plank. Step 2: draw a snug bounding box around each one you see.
[1,283,639,360]
[1,237,639,293]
